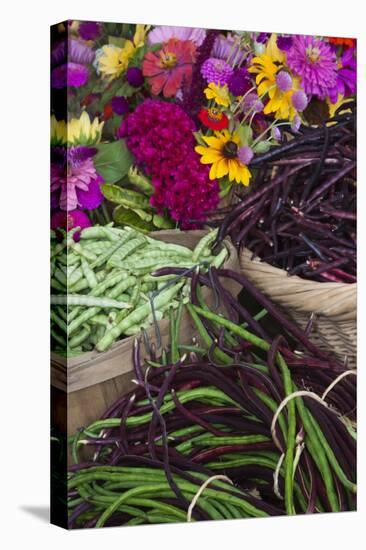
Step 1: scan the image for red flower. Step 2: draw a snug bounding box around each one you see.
[103,103,114,121]
[327,37,356,49]
[198,107,229,130]
[142,38,196,97]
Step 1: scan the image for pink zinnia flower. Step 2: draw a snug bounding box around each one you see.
[147,25,206,46]
[51,147,104,211]
[143,39,197,97]
[286,35,338,99]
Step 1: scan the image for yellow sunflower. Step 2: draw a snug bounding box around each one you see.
[195,130,252,186]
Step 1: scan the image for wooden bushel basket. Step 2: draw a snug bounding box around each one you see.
[51,230,240,437]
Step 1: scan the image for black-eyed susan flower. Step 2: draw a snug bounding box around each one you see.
[195,130,252,185]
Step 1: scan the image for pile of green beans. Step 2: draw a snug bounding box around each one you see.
[68,269,356,528]
[51,225,228,354]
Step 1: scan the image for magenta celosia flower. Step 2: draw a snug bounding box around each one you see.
[78,21,102,41]
[328,47,357,103]
[51,62,89,89]
[286,35,338,99]
[201,57,234,85]
[51,209,91,240]
[150,152,219,228]
[147,25,206,46]
[119,99,196,177]
[119,99,219,226]
[51,146,103,211]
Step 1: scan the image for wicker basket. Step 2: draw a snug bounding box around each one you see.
[240,248,356,367]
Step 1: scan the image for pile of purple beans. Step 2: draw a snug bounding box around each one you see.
[214,107,356,283]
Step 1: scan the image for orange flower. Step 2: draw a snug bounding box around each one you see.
[327,37,356,48]
[142,38,196,97]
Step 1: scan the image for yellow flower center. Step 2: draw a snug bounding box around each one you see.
[207,108,223,122]
[306,46,321,64]
[159,51,177,69]
[223,140,238,159]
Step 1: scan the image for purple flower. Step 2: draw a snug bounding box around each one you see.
[277,35,293,51]
[51,41,66,66]
[276,70,293,92]
[328,47,357,103]
[51,209,91,240]
[111,96,130,115]
[78,21,102,41]
[291,90,308,112]
[126,66,144,87]
[201,57,234,85]
[238,146,254,165]
[69,39,95,64]
[256,32,270,44]
[51,63,89,89]
[242,92,264,114]
[212,34,246,66]
[147,25,206,46]
[286,35,338,99]
[228,68,252,96]
[51,147,103,211]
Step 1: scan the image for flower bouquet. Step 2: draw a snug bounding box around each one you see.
[51,21,356,234]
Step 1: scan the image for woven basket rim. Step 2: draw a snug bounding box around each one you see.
[239,247,356,321]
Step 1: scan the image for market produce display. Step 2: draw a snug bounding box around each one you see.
[51,227,228,354]
[213,106,356,283]
[50,20,357,531]
[68,268,356,528]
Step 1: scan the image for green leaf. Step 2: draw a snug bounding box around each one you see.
[94,140,133,183]
[236,124,253,145]
[101,184,151,210]
[252,140,271,154]
[108,36,126,47]
[193,131,206,146]
[219,178,232,199]
[153,214,175,229]
[113,205,155,233]
[150,42,162,52]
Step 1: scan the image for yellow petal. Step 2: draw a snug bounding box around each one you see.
[201,135,224,149]
[228,160,238,181]
[209,162,218,180]
[216,158,229,179]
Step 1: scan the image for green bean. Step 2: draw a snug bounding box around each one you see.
[307,410,356,493]
[69,325,91,349]
[295,397,340,512]
[186,303,231,364]
[71,242,97,262]
[210,245,229,268]
[51,294,132,309]
[90,234,132,269]
[81,258,98,289]
[96,281,184,352]
[192,228,218,261]
[51,327,66,347]
[106,237,146,268]
[50,310,67,333]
